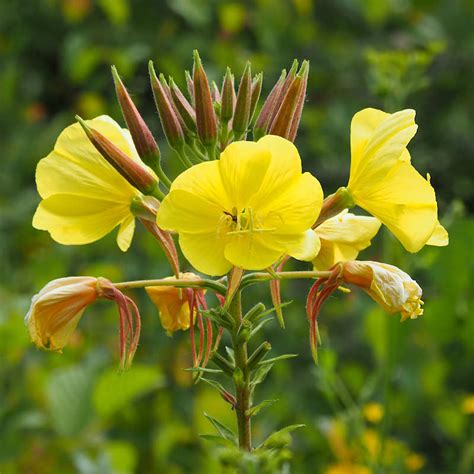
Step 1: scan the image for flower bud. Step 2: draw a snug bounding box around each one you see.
[269,60,309,139]
[111,66,162,172]
[149,61,186,150]
[193,50,218,146]
[185,70,195,106]
[253,69,286,140]
[169,77,197,133]
[211,80,221,103]
[313,186,355,228]
[76,116,159,195]
[146,273,201,335]
[232,61,252,138]
[249,72,263,124]
[287,61,309,141]
[220,67,235,123]
[342,261,424,320]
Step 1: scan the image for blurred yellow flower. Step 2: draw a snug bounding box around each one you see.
[313,211,381,270]
[347,108,443,253]
[405,453,426,471]
[325,464,371,474]
[33,115,145,251]
[146,273,200,334]
[25,277,99,351]
[461,395,474,414]
[342,261,423,320]
[157,136,323,275]
[363,402,384,424]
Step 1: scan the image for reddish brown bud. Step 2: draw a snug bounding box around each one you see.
[169,77,197,133]
[253,69,286,140]
[287,61,309,141]
[220,67,235,123]
[111,66,161,172]
[211,81,221,103]
[149,61,185,150]
[185,70,195,106]
[76,115,158,195]
[233,61,252,138]
[269,61,309,139]
[193,50,218,146]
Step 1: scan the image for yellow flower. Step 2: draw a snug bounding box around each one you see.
[313,211,381,270]
[461,395,474,415]
[25,277,99,351]
[157,136,323,275]
[33,115,146,251]
[405,453,426,471]
[362,402,384,424]
[342,261,423,320]
[325,464,371,474]
[146,273,200,334]
[347,108,441,253]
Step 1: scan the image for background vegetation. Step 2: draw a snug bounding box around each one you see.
[1,0,473,472]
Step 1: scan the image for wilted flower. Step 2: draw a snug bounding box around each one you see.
[342,261,423,320]
[33,116,150,251]
[146,273,201,335]
[157,135,323,275]
[346,108,442,253]
[313,211,381,270]
[25,276,141,368]
[25,277,99,351]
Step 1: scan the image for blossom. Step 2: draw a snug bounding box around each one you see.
[347,108,441,253]
[25,277,99,351]
[33,115,147,251]
[362,402,384,424]
[157,135,323,275]
[342,261,423,320]
[146,273,200,334]
[313,211,381,270]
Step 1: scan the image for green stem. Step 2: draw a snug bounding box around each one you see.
[241,270,332,288]
[229,292,252,451]
[114,278,226,295]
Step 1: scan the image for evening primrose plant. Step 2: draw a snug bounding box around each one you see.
[26,51,448,470]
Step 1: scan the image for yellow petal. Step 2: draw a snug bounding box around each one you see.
[349,109,418,190]
[255,135,302,204]
[426,222,449,246]
[157,190,224,234]
[179,232,232,276]
[313,212,381,269]
[355,160,437,252]
[260,172,323,232]
[219,141,271,210]
[284,229,321,261]
[117,214,136,251]
[33,195,131,246]
[224,233,284,270]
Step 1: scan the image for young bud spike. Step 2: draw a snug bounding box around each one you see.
[111,66,162,173]
[253,69,286,140]
[220,67,235,123]
[185,70,195,106]
[287,61,309,141]
[75,115,159,196]
[211,81,221,103]
[169,77,197,133]
[149,61,185,151]
[249,72,263,124]
[193,50,218,148]
[232,61,252,139]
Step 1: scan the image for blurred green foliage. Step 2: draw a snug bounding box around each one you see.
[0,0,473,472]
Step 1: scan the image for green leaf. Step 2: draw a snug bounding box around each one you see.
[246,399,278,417]
[258,354,299,365]
[248,317,273,339]
[251,362,273,387]
[253,301,292,322]
[260,424,306,449]
[200,377,230,395]
[199,434,235,448]
[93,365,164,418]
[184,367,223,374]
[203,412,237,444]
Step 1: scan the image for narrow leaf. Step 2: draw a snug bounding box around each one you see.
[246,399,278,417]
[203,412,237,444]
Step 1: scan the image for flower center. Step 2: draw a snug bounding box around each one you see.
[223,207,276,236]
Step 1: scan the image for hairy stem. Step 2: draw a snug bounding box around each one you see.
[229,291,252,451]
[114,278,226,295]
